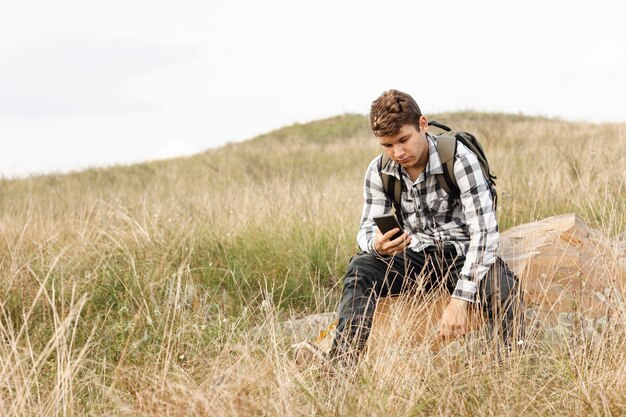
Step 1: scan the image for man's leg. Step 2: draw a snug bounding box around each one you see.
[478,257,525,348]
[330,251,426,364]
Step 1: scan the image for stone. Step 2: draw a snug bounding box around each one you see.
[583,317,596,329]
[292,214,625,356]
[583,326,598,342]
[367,292,476,355]
[595,316,608,333]
[500,213,625,324]
[557,312,573,327]
[529,320,544,335]
[283,312,336,349]
[524,308,538,321]
[551,324,571,339]
[440,339,463,357]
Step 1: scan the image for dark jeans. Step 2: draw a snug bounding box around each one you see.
[330,246,524,360]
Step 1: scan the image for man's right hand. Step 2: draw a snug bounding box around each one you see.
[374,228,412,256]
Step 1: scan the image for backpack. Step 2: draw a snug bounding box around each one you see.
[379,120,497,227]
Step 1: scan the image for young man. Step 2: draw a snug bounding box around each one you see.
[329,89,524,363]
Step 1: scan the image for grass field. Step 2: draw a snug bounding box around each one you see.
[0,112,625,416]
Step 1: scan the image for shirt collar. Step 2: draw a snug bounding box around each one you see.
[380,133,443,180]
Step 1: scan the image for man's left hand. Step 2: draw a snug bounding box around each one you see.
[437,298,470,340]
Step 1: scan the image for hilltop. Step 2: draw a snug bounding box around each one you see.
[2,111,624,231]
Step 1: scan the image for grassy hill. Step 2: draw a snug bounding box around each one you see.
[1,112,625,415]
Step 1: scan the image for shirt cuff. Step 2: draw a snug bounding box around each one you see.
[368,237,380,256]
[452,278,478,303]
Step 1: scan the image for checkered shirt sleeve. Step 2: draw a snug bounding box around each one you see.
[356,156,390,255]
[452,145,499,303]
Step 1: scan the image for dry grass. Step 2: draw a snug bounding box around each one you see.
[0,112,625,416]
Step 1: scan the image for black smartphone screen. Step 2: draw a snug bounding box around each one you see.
[373,214,403,240]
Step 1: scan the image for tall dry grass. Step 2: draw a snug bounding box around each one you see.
[0,113,625,415]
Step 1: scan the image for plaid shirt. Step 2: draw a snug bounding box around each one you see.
[357,133,499,303]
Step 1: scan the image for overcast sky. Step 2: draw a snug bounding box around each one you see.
[1,0,625,178]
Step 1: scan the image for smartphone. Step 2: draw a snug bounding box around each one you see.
[373,213,404,240]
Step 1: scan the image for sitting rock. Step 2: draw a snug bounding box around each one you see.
[291,213,625,358]
[500,213,625,324]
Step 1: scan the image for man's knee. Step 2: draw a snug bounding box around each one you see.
[499,260,521,303]
[346,252,381,271]
[478,258,525,346]
[343,252,383,287]
[480,258,522,306]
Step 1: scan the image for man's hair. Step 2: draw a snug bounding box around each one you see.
[369,89,422,137]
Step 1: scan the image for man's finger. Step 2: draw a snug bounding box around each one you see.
[381,228,399,241]
[388,234,410,251]
[389,231,407,244]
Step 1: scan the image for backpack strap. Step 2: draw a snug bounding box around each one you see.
[379,154,403,227]
[435,135,458,194]
[428,120,451,132]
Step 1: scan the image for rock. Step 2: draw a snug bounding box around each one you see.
[409,348,433,366]
[548,324,571,341]
[367,292,473,355]
[529,320,544,335]
[441,340,463,357]
[500,213,625,324]
[292,214,625,356]
[524,308,538,321]
[283,312,336,349]
[292,341,329,367]
[557,312,575,327]
[583,326,598,342]
[583,317,595,329]
[595,316,608,333]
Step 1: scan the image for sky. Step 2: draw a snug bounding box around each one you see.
[1,0,625,178]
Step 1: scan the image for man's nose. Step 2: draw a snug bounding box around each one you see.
[394,145,404,158]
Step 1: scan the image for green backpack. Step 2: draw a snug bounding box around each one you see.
[379,120,497,227]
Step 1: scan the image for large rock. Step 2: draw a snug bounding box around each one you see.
[292,214,625,355]
[500,213,625,323]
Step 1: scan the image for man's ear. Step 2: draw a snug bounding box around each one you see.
[419,116,428,133]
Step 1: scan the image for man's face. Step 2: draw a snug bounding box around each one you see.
[378,119,429,172]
